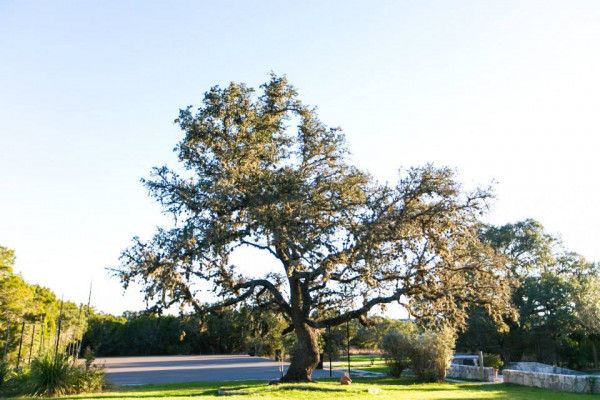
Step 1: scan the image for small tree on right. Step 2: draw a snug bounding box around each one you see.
[457,219,598,367]
[573,274,600,370]
[382,327,455,382]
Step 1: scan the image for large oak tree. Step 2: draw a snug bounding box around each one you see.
[116,75,512,381]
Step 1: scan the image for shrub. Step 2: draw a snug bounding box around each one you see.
[83,346,96,371]
[322,330,344,361]
[22,351,105,396]
[27,352,73,397]
[381,331,414,377]
[483,353,504,370]
[382,327,455,382]
[0,360,12,387]
[410,328,455,382]
[70,365,105,393]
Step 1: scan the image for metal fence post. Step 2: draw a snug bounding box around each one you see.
[16,320,25,369]
[28,320,36,363]
[54,297,64,360]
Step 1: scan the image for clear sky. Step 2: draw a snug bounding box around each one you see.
[1,1,599,315]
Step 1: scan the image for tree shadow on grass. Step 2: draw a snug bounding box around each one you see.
[57,381,223,399]
[52,378,600,400]
[58,388,220,399]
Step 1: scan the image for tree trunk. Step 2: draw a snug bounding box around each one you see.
[281,321,319,382]
[592,339,598,371]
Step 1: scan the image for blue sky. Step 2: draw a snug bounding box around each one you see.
[1,1,599,315]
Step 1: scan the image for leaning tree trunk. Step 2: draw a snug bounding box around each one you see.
[281,321,320,382]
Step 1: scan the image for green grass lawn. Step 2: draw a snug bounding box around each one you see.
[330,354,389,373]
[18,377,598,400]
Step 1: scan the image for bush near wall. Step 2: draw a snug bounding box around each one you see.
[381,331,413,377]
[382,328,455,382]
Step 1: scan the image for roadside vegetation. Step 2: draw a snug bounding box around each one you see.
[0,350,104,398]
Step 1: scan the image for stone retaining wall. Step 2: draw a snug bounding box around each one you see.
[503,362,583,375]
[503,369,600,394]
[447,364,496,382]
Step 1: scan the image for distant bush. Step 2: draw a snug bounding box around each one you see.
[483,353,504,370]
[381,331,414,377]
[382,327,455,382]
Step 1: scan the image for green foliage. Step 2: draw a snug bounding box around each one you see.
[82,306,290,357]
[0,245,86,369]
[321,329,344,361]
[5,351,105,397]
[482,219,555,277]
[483,354,503,369]
[573,274,600,335]
[0,246,15,276]
[572,274,600,370]
[409,329,455,383]
[83,346,96,371]
[353,318,414,351]
[27,352,73,397]
[382,328,454,382]
[68,364,105,394]
[0,360,12,386]
[457,220,600,370]
[0,245,100,394]
[381,331,414,377]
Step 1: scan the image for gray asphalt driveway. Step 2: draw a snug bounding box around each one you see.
[96,355,344,386]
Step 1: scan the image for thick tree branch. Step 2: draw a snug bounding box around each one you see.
[312,289,407,328]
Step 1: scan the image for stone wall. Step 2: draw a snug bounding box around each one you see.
[447,364,496,382]
[503,362,583,375]
[503,369,600,394]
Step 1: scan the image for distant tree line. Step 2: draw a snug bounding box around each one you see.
[0,246,86,367]
[4,217,599,372]
[81,308,417,360]
[455,219,600,371]
[80,307,292,357]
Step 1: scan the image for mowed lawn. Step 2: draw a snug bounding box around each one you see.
[30,378,598,400]
[330,354,389,374]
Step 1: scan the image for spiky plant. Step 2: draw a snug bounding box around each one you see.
[28,352,72,396]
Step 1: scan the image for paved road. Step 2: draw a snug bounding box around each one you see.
[96,355,344,386]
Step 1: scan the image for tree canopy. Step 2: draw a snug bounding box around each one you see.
[116,75,513,381]
[0,245,84,365]
[457,219,600,369]
[0,246,15,276]
[573,274,600,369]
